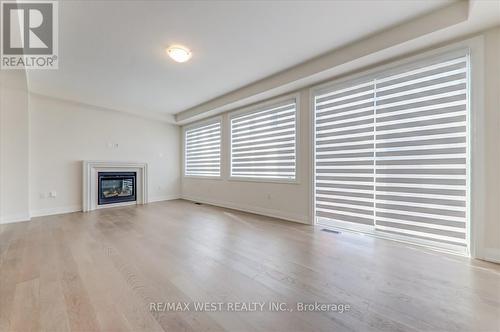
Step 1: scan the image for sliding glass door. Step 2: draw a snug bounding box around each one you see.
[315,80,376,231]
[314,50,469,254]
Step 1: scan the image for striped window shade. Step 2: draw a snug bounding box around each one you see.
[315,50,469,253]
[315,81,375,226]
[184,120,221,177]
[230,99,297,180]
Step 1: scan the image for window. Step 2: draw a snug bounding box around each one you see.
[314,50,469,254]
[184,120,221,177]
[230,99,297,181]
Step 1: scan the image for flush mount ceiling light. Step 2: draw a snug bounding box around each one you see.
[166,45,192,63]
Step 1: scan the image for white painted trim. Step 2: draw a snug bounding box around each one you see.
[317,218,468,256]
[82,161,148,212]
[0,198,178,225]
[149,195,181,203]
[310,36,485,258]
[222,112,230,180]
[182,116,223,179]
[2,198,181,224]
[310,45,470,96]
[227,93,299,118]
[183,175,223,181]
[181,195,308,225]
[30,205,82,218]
[309,82,317,228]
[228,93,301,184]
[226,176,300,185]
[467,36,486,261]
[0,213,31,224]
[95,201,136,210]
[8,195,181,224]
[182,115,223,131]
[481,248,500,264]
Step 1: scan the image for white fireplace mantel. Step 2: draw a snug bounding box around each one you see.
[82,161,148,212]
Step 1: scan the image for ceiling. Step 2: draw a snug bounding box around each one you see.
[26,0,458,119]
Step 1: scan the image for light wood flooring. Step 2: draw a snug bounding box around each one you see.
[0,199,499,332]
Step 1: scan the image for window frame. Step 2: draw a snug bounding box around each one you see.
[310,36,484,258]
[228,93,300,184]
[183,116,223,180]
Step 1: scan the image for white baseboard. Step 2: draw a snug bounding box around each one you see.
[6,195,306,226]
[181,194,310,225]
[481,248,500,264]
[24,196,180,221]
[30,205,82,218]
[0,213,31,224]
[149,194,181,203]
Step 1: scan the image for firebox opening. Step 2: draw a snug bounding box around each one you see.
[98,171,137,205]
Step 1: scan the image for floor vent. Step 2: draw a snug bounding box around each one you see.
[321,228,340,234]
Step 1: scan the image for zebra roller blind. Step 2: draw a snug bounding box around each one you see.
[315,81,376,226]
[315,50,469,252]
[184,121,221,177]
[230,99,297,180]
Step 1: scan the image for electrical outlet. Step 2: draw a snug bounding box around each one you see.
[49,191,57,198]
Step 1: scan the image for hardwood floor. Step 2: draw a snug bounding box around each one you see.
[0,199,499,332]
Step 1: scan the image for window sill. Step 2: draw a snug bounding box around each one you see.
[183,175,222,181]
[227,176,299,185]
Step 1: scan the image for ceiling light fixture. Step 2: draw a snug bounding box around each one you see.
[166,45,192,63]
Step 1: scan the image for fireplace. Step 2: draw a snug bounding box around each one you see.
[98,172,136,205]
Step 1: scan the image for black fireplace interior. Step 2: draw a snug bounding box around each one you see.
[98,172,136,205]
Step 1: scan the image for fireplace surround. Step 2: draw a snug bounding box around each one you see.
[82,161,148,211]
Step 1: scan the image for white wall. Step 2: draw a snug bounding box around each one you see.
[482,27,500,260]
[29,94,180,217]
[0,71,30,223]
[181,26,500,262]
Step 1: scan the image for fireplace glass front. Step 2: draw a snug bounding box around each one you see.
[98,172,136,205]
